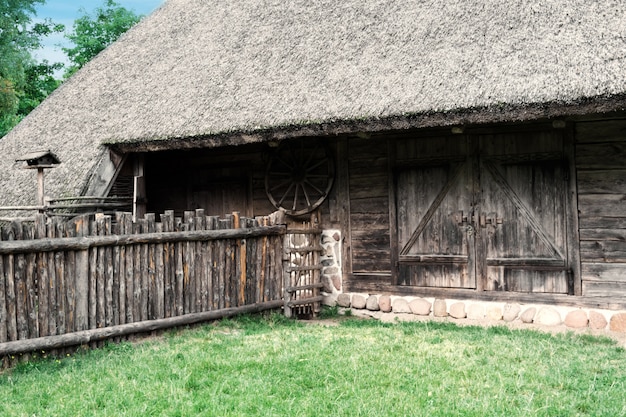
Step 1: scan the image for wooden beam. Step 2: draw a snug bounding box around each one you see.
[37,168,45,207]
[133,154,146,221]
[0,226,286,255]
[0,300,284,357]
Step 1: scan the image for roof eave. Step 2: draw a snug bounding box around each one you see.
[107,94,626,153]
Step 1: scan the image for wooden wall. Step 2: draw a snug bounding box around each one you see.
[342,119,626,306]
[139,145,277,218]
[114,117,626,305]
[119,141,337,227]
[576,119,626,298]
[347,136,391,274]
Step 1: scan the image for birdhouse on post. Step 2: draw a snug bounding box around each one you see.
[16,150,61,207]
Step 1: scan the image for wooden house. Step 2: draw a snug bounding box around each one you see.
[1,0,626,309]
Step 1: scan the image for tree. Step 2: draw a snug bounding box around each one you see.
[0,0,64,137]
[63,0,142,77]
[1,0,143,137]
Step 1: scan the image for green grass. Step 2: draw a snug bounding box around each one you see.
[1,313,625,416]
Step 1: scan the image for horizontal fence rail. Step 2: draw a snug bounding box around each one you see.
[0,210,287,359]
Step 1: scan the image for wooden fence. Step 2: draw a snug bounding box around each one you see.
[0,210,289,359]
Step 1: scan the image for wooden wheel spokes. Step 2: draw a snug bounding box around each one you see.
[265,139,335,216]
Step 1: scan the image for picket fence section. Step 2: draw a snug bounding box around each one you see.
[0,210,287,358]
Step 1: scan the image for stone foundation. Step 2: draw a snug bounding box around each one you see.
[320,230,342,301]
[331,293,626,334]
[315,231,626,337]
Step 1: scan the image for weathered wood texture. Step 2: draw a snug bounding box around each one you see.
[283,218,323,318]
[143,145,273,218]
[576,119,626,298]
[0,211,286,358]
[389,130,572,294]
[348,137,391,273]
[394,135,475,289]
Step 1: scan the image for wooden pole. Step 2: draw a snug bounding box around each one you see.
[0,226,287,255]
[37,168,45,208]
[132,154,146,221]
[0,300,284,357]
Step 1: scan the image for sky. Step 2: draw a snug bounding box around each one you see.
[32,0,166,67]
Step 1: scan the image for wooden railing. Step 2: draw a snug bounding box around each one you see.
[0,196,132,222]
[0,210,287,359]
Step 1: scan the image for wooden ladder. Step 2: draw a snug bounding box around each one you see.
[283,225,324,318]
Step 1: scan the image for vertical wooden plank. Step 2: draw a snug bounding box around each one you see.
[74,215,89,331]
[103,216,114,328]
[313,230,321,317]
[88,219,98,329]
[155,220,165,319]
[95,215,105,328]
[55,221,67,336]
[222,216,233,308]
[133,154,146,221]
[64,220,76,334]
[110,214,121,329]
[217,218,229,309]
[469,135,482,291]
[260,217,268,302]
[115,212,126,327]
[272,232,281,302]
[131,220,140,322]
[13,222,29,340]
[208,216,219,310]
[0,228,6,343]
[138,218,149,321]
[146,213,157,320]
[34,215,48,338]
[233,212,247,307]
[123,213,135,324]
[246,219,257,305]
[3,223,17,342]
[183,211,194,314]
[200,215,210,312]
[195,209,206,312]
[47,220,58,336]
[161,211,174,318]
[564,125,582,295]
[386,137,398,285]
[23,223,39,338]
[174,216,184,316]
[283,232,292,318]
[195,209,209,312]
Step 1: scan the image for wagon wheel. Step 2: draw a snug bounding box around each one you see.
[265,139,335,216]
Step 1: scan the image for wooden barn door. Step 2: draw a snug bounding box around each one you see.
[395,138,477,289]
[478,132,569,293]
[395,130,571,293]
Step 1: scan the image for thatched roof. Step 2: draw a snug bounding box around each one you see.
[1,0,626,206]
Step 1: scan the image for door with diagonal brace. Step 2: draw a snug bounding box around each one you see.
[395,131,571,293]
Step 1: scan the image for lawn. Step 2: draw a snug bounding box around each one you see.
[1,311,625,416]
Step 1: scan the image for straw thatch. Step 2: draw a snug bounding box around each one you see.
[1,0,625,206]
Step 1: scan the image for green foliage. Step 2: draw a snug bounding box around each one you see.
[0,0,64,137]
[0,0,142,137]
[318,304,340,318]
[63,0,142,77]
[18,60,62,114]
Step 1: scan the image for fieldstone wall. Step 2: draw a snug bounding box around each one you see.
[317,235,626,335]
[334,293,626,334]
[320,230,342,303]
